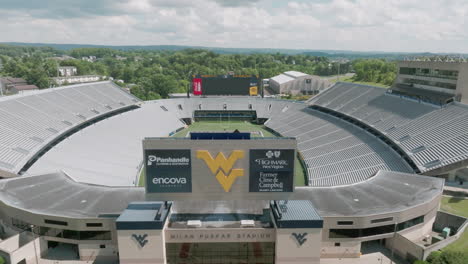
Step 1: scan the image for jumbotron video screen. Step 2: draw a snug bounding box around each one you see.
[192,74,259,96]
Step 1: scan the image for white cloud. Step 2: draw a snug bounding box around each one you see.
[0,0,467,53]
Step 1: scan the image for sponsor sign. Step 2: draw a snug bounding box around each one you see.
[145,149,192,193]
[143,138,296,200]
[249,86,258,96]
[249,149,294,192]
[192,78,202,95]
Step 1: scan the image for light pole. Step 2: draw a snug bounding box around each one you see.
[390,222,397,264]
[337,62,340,82]
[30,225,39,264]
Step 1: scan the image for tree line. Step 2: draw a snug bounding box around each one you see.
[0,45,400,99]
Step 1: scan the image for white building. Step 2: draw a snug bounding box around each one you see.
[269,71,331,95]
[58,66,77,77]
[53,75,103,85]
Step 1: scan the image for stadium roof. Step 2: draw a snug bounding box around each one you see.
[269,74,295,85]
[0,170,442,219]
[295,170,444,217]
[0,172,144,218]
[283,71,308,78]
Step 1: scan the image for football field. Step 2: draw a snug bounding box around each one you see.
[139,121,306,187]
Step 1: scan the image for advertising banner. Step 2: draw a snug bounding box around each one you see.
[144,138,296,200]
[249,149,295,192]
[145,149,192,193]
[192,78,202,95]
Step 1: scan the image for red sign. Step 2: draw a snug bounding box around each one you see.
[192,78,202,95]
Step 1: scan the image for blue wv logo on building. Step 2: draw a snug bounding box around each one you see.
[292,233,308,246]
[132,234,148,248]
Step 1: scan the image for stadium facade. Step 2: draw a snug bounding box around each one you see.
[394,59,468,105]
[0,72,466,264]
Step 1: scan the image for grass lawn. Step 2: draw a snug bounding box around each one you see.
[139,120,307,187]
[440,196,468,218]
[440,196,468,252]
[444,227,468,252]
[138,168,145,187]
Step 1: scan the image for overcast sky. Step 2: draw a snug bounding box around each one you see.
[1,0,467,53]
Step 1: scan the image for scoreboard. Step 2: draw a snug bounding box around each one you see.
[192,75,259,96]
[144,137,296,201]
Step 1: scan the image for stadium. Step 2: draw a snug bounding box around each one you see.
[0,64,466,264]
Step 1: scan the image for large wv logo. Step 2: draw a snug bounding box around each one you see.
[197,150,244,192]
[132,234,148,248]
[292,233,308,246]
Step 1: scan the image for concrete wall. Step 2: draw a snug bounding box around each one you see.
[385,210,468,261]
[0,235,43,264]
[385,213,436,261]
[117,229,166,264]
[456,63,468,104]
[433,211,467,232]
[320,241,361,258]
[78,243,118,262]
[275,228,322,264]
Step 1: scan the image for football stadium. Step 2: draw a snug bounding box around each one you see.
[0,62,467,264]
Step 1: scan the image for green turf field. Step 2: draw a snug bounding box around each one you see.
[139,121,307,187]
[440,196,468,252]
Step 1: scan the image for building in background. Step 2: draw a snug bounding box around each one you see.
[49,55,75,61]
[0,77,39,95]
[52,75,104,86]
[393,59,468,105]
[58,66,77,77]
[269,71,331,95]
[81,56,97,63]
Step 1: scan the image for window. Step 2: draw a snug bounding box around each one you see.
[100,245,106,249]
[397,216,424,231]
[12,218,30,230]
[399,67,416,75]
[371,217,393,224]
[80,231,112,240]
[44,219,68,226]
[337,221,353,226]
[330,224,394,238]
[334,243,341,247]
[403,78,456,90]
[86,223,103,227]
[329,215,425,239]
[62,230,79,240]
[329,229,360,238]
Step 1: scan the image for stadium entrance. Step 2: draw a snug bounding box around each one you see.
[116,135,323,264]
[166,242,275,264]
